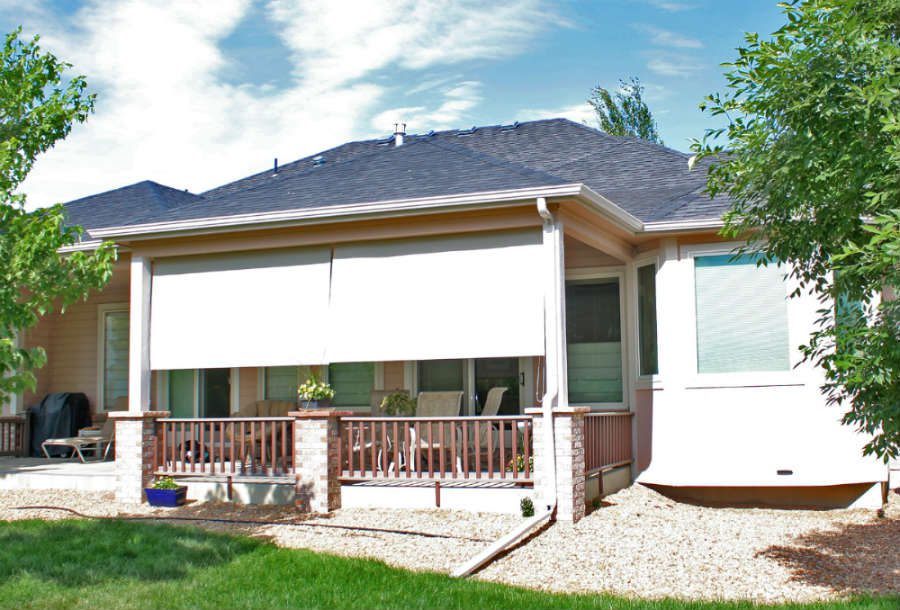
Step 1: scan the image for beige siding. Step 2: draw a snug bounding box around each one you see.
[382,361,405,390]
[239,367,259,410]
[24,259,130,414]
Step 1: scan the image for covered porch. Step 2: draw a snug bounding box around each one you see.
[5,199,651,517]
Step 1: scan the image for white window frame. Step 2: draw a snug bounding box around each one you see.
[96,303,129,412]
[631,253,660,390]
[564,267,629,411]
[682,242,809,389]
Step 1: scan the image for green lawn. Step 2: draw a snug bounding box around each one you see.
[0,519,895,610]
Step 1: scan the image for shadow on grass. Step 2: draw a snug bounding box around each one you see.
[759,518,900,596]
[0,518,259,587]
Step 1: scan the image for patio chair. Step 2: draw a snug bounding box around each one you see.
[411,391,463,474]
[471,387,507,468]
[230,400,295,472]
[41,416,114,463]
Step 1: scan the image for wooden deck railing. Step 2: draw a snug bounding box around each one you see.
[339,416,534,485]
[154,417,295,478]
[584,411,633,475]
[0,415,27,457]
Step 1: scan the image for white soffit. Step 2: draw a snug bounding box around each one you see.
[327,230,545,363]
[150,247,331,370]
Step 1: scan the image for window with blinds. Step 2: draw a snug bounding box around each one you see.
[329,362,374,408]
[694,254,790,374]
[264,366,299,401]
[565,278,623,404]
[102,309,129,411]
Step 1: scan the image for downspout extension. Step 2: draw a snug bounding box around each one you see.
[536,197,559,515]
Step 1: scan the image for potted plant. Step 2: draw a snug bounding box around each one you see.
[297,375,335,409]
[145,476,187,507]
[380,391,416,416]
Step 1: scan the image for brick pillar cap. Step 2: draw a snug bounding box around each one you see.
[108,411,171,420]
[289,409,354,419]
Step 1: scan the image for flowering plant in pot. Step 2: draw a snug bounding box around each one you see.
[297,375,335,409]
[145,476,187,507]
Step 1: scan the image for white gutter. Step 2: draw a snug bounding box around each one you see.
[576,184,644,233]
[58,239,106,253]
[90,183,588,240]
[536,197,559,515]
[642,218,724,233]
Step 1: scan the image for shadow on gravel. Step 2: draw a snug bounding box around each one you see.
[758,518,900,596]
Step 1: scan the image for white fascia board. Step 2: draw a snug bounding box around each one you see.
[58,239,106,253]
[90,184,587,240]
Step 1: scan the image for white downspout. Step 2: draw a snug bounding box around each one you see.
[537,197,564,512]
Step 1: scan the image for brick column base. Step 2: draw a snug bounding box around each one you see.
[291,410,350,514]
[527,406,589,523]
[109,411,169,505]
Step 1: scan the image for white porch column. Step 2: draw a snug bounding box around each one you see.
[535,199,569,511]
[128,255,152,413]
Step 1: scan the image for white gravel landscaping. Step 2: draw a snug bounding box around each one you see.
[1,484,897,603]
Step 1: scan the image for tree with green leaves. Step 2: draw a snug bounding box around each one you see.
[690,0,900,459]
[0,28,114,408]
[588,77,663,144]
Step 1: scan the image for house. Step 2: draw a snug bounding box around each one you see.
[1,119,889,515]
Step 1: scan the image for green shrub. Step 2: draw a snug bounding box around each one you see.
[150,476,180,490]
[520,497,535,518]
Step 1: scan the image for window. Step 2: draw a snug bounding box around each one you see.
[200,369,230,417]
[694,254,790,374]
[99,307,129,411]
[417,359,464,392]
[637,264,658,376]
[329,362,374,408]
[264,367,299,401]
[168,370,194,418]
[565,278,623,404]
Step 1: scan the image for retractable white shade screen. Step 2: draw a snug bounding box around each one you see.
[327,230,545,363]
[150,247,331,370]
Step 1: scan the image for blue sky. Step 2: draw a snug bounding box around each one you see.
[2,0,785,206]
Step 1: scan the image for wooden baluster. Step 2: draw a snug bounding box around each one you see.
[392,421,399,478]
[438,421,446,477]
[250,420,257,474]
[239,421,246,474]
[462,420,469,480]
[487,420,494,479]
[449,420,457,479]
[524,420,531,479]
[404,421,411,478]
[270,419,277,475]
[281,420,288,476]
[415,421,421,478]
[179,422,185,474]
[511,419,518,480]
[381,420,388,476]
[499,420,506,479]
[474,420,481,479]
[161,422,168,471]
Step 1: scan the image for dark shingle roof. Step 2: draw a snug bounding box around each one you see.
[64,180,203,237]
[65,119,730,236]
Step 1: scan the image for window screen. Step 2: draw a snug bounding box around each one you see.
[694,254,790,373]
[417,359,465,392]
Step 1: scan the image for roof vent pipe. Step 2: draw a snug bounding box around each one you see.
[273,158,278,174]
[394,123,406,147]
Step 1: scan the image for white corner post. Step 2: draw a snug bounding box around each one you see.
[128,255,152,414]
[112,254,167,505]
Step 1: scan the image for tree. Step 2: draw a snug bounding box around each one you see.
[588,77,663,144]
[0,28,114,406]
[690,0,900,459]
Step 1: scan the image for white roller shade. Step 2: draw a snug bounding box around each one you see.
[150,248,331,370]
[328,230,545,363]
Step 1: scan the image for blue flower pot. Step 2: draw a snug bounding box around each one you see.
[145,486,187,507]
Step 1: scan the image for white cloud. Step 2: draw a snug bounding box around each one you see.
[636,24,703,49]
[645,0,696,12]
[372,81,482,133]
[646,54,702,78]
[13,0,562,207]
[515,103,596,126]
